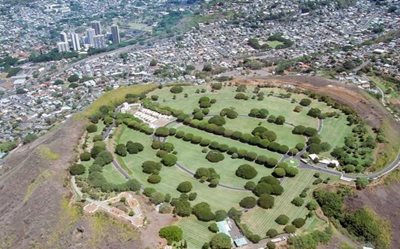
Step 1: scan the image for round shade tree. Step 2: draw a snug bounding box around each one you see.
[161,154,177,166]
[266,228,278,238]
[239,196,257,209]
[159,225,183,245]
[235,164,258,179]
[80,151,91,161]
[177,181,192,193]
[126,141,144,154]
[208,115,226,126]
[170,85,183,94]
[275,215,289,225]
[258,194,274,209]
[215,210,227,222]
[115,144,127,156]
[148,174,161,184]
[206,151,225,163]
[69,164,85,175]
[284,225,296,234]
[291,197,304,207]
[155,127,170,137]
[142,161,162,174]
[292,218,306,228]
[86,124,97,133]
[273,168,286,178]
[192,202,215,221]
[210,233,231,249]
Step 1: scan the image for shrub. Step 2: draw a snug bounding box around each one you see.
[148,174,161,184]
[80,151,91,161]
[267,241,276,249]
[177,181,192,193]
[292,197,305,207]
[170,85,183,94]
[306,200,318,211]
[266,228,278,238]
[159,203,172,214]
[143,187,156,197]
[210,233,231,249]
[244,181,256,190]
[195,167,210,179]
[292,218,306,228]
[155,127,170,137]
[211,83,223,90]
[115,144,127,156]
[215,210,227,222]
[275,215,289,225]
[299,98,312,106]
[192,202,215,221]
[94,151,113,166]
[208,115,226,126]
[239,196,257,209]
[206,151,225,163]
[142,161,162,174]
[159,225,183,245]
[126,141,144,154]
[284,225,296,234]
[69,164,85,175]
[235,164,258,179]
[161,154,177,166]
[208,223,219,233]
[188,192,197,201]
[150,192,165,205]
[173,199,192,217]
[86,124,98,133]
[258,194,274,209]
[273,168,286,178]
[285,167,299,177]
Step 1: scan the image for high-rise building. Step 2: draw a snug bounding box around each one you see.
[57,41,70,52]
[111,25,120,44]
[71,32,81,51]
[91,21,102,35]
[60,32,68,42]
[93,35,106,49]
[86,28,95,46]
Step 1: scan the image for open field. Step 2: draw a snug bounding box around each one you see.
[241,170,332,236]
[176,217,214,249]
[266,40,284,48]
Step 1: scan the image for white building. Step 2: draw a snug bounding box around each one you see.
[93,35,106,49]
[71,32,80,51]
[86,28,95,47]
[57,41,70,52]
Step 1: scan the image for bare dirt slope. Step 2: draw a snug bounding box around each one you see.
[0,118,143,249]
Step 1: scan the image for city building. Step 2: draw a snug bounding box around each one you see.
[86,28,95,47]
[60,32,68,42]
[93,35,106,49]
[71,32,80,51]
[91,21,102,35]
[57,41,70,52]
[111,25,120,44]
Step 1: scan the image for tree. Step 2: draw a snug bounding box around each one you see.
[284,225,296,234]
[115,144,127,156]
[192,202,215,221]
[150,58,158,66]
[142,161,162,174]
[211,83,223,90]
[306,200,318,211]
[161,154,177,166]
[235,164,258,179]
[206,151,225,163]
[292,218,306,228]
[173,200,192,217]
[159,225,183,245]
[177,181,192,193]
[155,127,170,137]
[150,191,165,205]
[258,194,274,209]
[208,115,226,126]
[86,124,98,133]
[266,228,278,238]
[215,210,227,222]
[267,241,276,249]
[210,233,231,249]
[299,98,312,106]
[275,215,289,225]
[69,164,85,175]
[80,151,91,161]
[170,85,183,94]
[54,79,64,85]
[273,168,286,178]
[239,196,257,209]
[94,151,113,166]
[209,223,219,233]
[148,174,161,184]
[67,74,79,83]
[292,197,304,207]
[355,177,369,190]
[126,141,144,154]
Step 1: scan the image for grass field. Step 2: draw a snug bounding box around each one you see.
[241,170,331,236]
[176,217,214,249]
[266,40,284,48]
[117,128,249,211]
[168,136,274,188]
[319,115,353,156]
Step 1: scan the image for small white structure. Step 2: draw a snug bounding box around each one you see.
[320,159,340,167]
[309,154,319,161]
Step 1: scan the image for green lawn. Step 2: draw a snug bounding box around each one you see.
[102,163,127,184]
[176,217,214,249]
[319,115,353,156]
[241,170,330,237]
[118,128,249,211]
[170,125,282,160]
[223,116,306,148]
[168,136,274,188]
[266,40,284,48]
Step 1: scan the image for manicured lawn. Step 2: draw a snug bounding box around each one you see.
[176,217,214,249]
[170,125,282,160]
[241,169,329,237]
[118,128,249,211]
[319,115,353,156]
[223,116,306,148]
[266,40,284,48]
[102,163,127,184]
[168,136,274,188]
